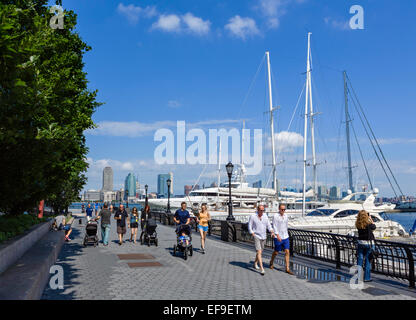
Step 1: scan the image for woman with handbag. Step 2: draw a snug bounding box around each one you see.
[355,210,376,282]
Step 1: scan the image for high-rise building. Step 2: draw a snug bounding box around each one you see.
[210,182,218,188]
[157,172,173,198]
[184,185,193,196]
[329,186,341,200]
[252,180,262,188]
[102,167,113,191]
[317,186,327,200]
[124,173,136,200]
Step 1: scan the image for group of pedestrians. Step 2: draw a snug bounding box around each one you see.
[92,203,153,246]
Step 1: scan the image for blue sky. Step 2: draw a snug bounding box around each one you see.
[54,0,416,197]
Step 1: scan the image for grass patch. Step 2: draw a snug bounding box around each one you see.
[0,214,48,244]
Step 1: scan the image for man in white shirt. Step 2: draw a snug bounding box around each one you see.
[270,204,294,275]
[248,205,275,275]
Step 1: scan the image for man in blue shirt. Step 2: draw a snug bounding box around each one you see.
[86,203,94,222]
[173,202,191,234]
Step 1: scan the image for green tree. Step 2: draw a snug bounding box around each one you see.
[0,0,101,215]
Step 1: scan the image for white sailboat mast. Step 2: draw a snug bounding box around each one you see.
[302,32,312,216]
[309,39,317,199]
[266,51,278,196]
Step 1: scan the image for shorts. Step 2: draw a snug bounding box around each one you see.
[198,225,208,232]
[63,225,70,231]
[131,222,138,229]
[274,237,290,252]
[254,237,265,251]
[117,226,127,234]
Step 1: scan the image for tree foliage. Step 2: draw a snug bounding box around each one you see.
[0,0,101,214]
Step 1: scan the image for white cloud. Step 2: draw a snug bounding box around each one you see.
[152,14,181,32]
[152,13,211,35]
[117,3,157,25]
[324,17,350,31]
[257,0,287,29]
[267,131,304,152]
[225,15,260,40]
[182,13,211,35]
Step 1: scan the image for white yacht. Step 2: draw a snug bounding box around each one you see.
[286,189,406,238]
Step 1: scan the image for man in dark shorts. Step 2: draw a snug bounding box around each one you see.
[94,202,112,246]
[173,202,191,235]
[114,204,128,245]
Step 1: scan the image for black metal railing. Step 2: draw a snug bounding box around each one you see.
[149,211,415,288]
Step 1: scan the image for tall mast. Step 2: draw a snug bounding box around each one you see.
[266,51,278,196]
[302,32,312,216]
[344,71,354,192]
[309,47,317,199]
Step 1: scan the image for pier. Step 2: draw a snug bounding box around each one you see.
[41,211,416,300]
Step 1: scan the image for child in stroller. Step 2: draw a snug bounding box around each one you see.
[141,218,158,246]
[173,224,193,260]
[83,220,99,247]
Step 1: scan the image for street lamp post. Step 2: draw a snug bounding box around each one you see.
[226,162,235,221]
[145,184,148,207]
[166,179,171,214]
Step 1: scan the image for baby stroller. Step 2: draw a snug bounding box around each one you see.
[173,224,193,260]
[141,218,158,247]
[83,220,99,247]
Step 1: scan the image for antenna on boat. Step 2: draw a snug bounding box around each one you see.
[266,51,278,198]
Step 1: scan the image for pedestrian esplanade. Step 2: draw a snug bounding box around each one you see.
[42,213,416,300]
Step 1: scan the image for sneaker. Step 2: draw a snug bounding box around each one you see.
[260,269,265,276]
[254,263,260,270]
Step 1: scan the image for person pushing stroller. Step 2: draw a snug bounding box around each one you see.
[173,202,191,235]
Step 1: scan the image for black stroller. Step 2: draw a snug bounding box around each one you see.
[141,218,158,247]
[173,224,193,260]
[83,220,99,247]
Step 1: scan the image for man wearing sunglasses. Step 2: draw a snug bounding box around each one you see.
[270,204,294,275]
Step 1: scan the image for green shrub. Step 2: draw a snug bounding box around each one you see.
[0,214,47,244]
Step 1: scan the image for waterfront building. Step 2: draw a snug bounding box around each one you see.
[329,186,341,200]
[103,191,116,203]
[184,185,193,196]
[157,173,173,198]
[210,182,218,188]
[252,180,262,188]
[84,190,101,202]
[318,186,328,201]
[124,173,136,201]
[102,167,113,191]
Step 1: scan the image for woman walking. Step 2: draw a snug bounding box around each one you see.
[129,207,140,243]
[356,210,377,282]
[196,204,211,254]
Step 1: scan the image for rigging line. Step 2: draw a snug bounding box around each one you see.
[350,119,373,190]
[287,82,306,132]
[237,53,266,121]
[348,88,398,197]
[346,74,404,196]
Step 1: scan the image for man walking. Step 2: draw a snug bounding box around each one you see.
[114,204,128,245]
[248,205,275,275]
[86,203,93,222]
[173,202,191,234]
[95,203,112,246]
[270,204,294,275]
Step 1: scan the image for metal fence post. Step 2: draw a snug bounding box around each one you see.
[288,230,294,257]
[404,246,415,288]
[331,234,341,270]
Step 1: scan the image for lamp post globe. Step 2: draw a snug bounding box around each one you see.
[225,162,235,221]
[166,179,171,214]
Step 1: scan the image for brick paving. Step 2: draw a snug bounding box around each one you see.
[41,218,416,300]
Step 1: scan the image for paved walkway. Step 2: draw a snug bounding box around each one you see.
[42,217,416,300]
